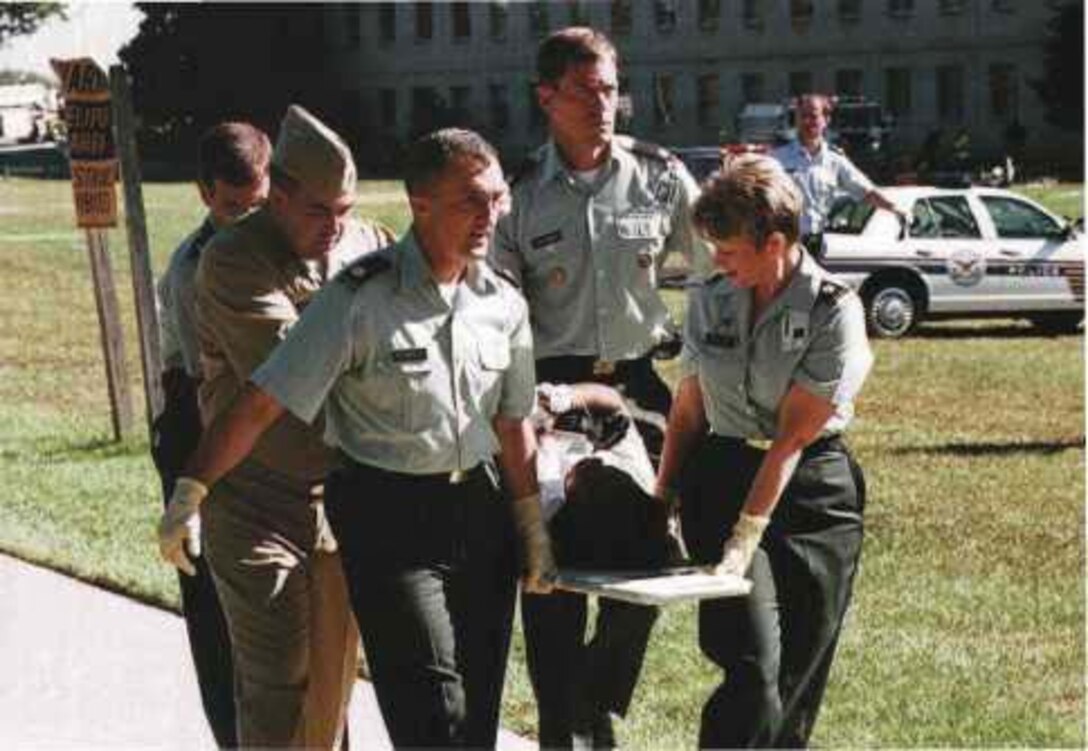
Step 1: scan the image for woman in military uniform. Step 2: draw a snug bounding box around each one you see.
[655,154,873,748]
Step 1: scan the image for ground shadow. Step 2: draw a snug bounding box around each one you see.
[911,322,1082,340]
[892,437,1085,457]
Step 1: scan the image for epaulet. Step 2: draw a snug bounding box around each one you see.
[829,142,846,156]
[816,278,852,306]
[341,252,392,288]
[508,151,542,188]
[615,134,677,165]
[489,263,521,291]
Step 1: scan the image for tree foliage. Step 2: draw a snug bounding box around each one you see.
[118,4,353,171]
[0,3,65,47]
[1031,2,1084,133]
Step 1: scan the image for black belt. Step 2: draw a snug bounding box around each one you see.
[713,433,846,457]
[338,454,487,486]
[536,354,655,382]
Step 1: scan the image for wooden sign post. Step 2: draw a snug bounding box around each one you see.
[51,57,133,442]
[110,65,163,430]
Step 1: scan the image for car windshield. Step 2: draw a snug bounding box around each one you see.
[826,197,875,234]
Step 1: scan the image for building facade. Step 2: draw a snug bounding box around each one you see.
[324,1,1079,176]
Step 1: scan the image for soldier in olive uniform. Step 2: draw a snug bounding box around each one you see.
[655,154,873,748]
[490,26,703,749]
[152,120,271,749]
[158,105,394,748]
[159,128,555,748]
[772,93,908,259]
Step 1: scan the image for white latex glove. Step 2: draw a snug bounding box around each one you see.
[538,382,578,415]
[158,477,208,576]
[313,499,339,554]
[714,512,770,578]
[655,485,690,564]
[510,493,557,594]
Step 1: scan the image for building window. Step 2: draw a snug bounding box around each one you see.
[380,88,397,129]
[696,74,719,127]
[742,0,764,30]
[379,3,396,43]
[989,63,1018,120]
[838,0,861,22]
[939,0,966,14]
[528,82,545,132]
[655,0,678,33]
[415,2,433,40]
[617,74,633,129]
[567,0,589,27]
[698,0,721,31]
[411,86,439,132]
[611,0,633,36]
[884,67,911,116]
[450,85,471,123]
[489,2,508,40]
[528,2,549,38]
[888,0,914,18]
[741,72,764,104]
[789,71,813,98]
[489,84,509,130]
[790,0,814,26]
[653,74,675,128]
[451,3,471,40]
[345,5,361,49]
[836,69,864,97]
[937,64,964,122]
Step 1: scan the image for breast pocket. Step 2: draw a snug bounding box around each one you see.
[386,346,437,433]
[467,336,510,412]
[615,209,668,287]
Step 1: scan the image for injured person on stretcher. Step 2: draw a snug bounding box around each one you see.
[533,382,687,572]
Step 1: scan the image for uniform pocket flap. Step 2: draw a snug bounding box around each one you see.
[479,340,511,371]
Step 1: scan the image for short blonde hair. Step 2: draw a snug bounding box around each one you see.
[691,154,802,247]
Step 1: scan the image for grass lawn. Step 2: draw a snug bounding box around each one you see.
[0,177,1083,747]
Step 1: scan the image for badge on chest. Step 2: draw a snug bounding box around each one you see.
[780,309,809,352]
[616,210,661,239]
[704,317,738,349]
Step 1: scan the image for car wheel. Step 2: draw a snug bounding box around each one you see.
[1028,312,1083,335]
[865,284,919,338]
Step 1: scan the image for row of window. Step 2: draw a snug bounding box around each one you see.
[352,0,1019,48]
[376,62,1019,134]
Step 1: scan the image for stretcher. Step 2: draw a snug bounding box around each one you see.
[556,566,752,605]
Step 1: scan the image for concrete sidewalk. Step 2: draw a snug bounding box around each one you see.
[0,554,534,749]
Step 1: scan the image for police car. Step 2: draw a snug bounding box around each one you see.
[822,186,1084,338]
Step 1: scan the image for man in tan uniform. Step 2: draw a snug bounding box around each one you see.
[162,104,394,748]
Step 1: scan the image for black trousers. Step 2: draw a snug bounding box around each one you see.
[150,369,237,749]
[325,461,517,749]
[525,356,666,749]
[680,435,866,749]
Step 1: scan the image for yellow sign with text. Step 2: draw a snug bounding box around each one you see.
[51,58,117,228]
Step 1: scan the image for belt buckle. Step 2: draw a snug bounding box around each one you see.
[745,437,773,451]
[448,469,468,484]
[592,359,616,377]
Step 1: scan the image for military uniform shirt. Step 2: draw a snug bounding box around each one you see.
[158,217,216,377]
[772,139,873,235]
[252,233,536,476]
[491,135,704,362]
[680,251,873,439]
[196,207,392,481]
